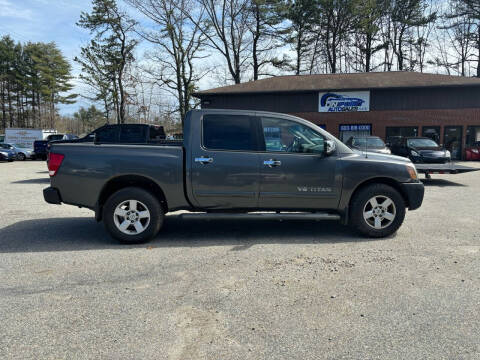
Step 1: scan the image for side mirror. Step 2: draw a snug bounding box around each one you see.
[325,140,336,156]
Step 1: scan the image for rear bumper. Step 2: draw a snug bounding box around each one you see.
[400,182,424,210]
[43,187,62,204]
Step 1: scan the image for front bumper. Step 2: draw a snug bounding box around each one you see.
[400,182,424,210]
[410,155,450,164]
[43,187,62,204]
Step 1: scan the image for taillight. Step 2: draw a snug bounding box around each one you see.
[48,153,65,177]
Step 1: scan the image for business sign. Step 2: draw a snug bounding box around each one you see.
[319,91,370,112]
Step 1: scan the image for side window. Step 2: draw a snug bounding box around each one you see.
[261,117,325,154]
[120,125,145,143]
[203,114,256,151]
[96,126,119,143]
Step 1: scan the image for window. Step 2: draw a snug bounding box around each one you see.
[120,125,145,143]
[386,126,418,143]
[96,126,119,143]
[203,114,256,151]
[422,126,440,143]
[339,124,371,142]
[261,117,324,154]
[466,126,480,146]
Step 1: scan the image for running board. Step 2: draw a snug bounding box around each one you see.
[178,212,341,221]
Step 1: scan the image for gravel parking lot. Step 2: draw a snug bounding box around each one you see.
[1,161,479,359]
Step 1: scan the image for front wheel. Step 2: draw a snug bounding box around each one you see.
[17,153,26,161]
[350,184,406,238]
[103,187,164,244]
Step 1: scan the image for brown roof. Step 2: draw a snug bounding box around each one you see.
[195,71,480,96]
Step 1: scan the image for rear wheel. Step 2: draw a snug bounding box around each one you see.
[103,187,164,244]
[350,184,406,238]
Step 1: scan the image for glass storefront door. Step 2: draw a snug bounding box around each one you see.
[444,126,463,160]
[422,126,441,143]
[385,126,418,144]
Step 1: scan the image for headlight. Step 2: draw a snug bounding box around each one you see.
[383,149,391,154]
[406,164,418,180]
[410,150,420,157]
[445,150,451,157]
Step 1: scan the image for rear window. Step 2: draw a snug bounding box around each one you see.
[120,125,145,143]
[149,126,166,141]
[203,114,255,151]
[48,135,64,141]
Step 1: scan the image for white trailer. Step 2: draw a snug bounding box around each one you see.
[4,129,57,148]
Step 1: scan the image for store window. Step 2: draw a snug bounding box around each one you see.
[422,126,441,143]
[385,126,418,144]
[466,126,480,146]
[339,124,371,142]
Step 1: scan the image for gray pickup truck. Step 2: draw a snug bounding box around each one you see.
[43,109,424,244]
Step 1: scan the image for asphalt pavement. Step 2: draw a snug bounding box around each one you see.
[0,161,479,359]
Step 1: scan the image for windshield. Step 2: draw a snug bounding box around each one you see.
[351,137,385,148]
[407,138,438,148]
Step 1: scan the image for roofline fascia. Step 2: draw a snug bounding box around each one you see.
[193,83,480,98]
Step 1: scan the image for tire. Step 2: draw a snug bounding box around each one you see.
[102,187,164,244]
[17,153,26,161]
[349,184,406,238]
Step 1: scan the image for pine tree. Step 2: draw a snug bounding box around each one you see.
[76,0,138,124]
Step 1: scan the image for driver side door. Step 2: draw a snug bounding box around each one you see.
[257,116,339,210]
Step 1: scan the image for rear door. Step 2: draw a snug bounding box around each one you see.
[190,113,261,209]
[257,116,339,210]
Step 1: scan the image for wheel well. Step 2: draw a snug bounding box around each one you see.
[349,177,409,210]
[97,175,168,220]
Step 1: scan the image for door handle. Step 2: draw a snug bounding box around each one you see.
[195,156,213,164]
[264,159,281,167]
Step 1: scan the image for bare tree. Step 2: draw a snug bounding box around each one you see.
[316,0,355,74]
[387,0,436,71]
[126,0,209,124]
[182,0,252,84]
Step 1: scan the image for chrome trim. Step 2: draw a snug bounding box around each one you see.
[195,156,213,164]
[263,159,281,167]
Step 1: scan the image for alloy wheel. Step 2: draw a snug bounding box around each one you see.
[363,195,396,230]
[113,200,151,235]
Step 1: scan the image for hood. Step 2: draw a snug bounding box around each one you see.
[352,149,411,163]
